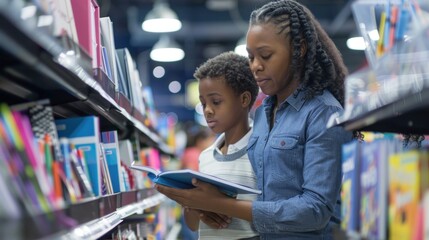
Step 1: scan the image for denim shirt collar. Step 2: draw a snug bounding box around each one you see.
[262,88,307,113]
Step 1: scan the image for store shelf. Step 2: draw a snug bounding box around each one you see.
[0,3,176,240]
[333,228,367,240]
[328,86,429,134]
[0,189,167,240]
[0,6,174,155]
[57,212,123,240]
[54,192,166,240]
[331,1,429,239]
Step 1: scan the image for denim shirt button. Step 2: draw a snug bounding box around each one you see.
[281,140,285,146]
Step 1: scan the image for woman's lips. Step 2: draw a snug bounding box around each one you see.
[256,78,269,87]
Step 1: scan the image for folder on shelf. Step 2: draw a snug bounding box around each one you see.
[100,17,118,89]
[69,145,94,198]
[116,48,133,102]
[115,48,145,116]
[388,150,429,240]
[70,0,102,69]
[55,116,102,196]
[99,143,113,195]
[101,46,112,80]
[119,140,134,167]
[119,139,136,190]
[341,140,361,233]
[101,131,125,193]
[51,0,79,44]
[0,105,53,215]
[359,140,388,240]
[11,100,66,207]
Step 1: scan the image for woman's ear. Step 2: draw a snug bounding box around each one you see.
[241,91,251,108]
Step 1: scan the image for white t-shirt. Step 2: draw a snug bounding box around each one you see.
[198,129,259,239]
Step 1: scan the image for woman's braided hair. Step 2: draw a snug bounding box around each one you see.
[249,0,367,139]
[250,0,428,144]
[249,0,348,106]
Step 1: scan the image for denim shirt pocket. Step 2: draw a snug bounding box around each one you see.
[270,135,299,149]
[269,134,300,182]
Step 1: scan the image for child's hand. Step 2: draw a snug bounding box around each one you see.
[155,178,228,211]
[199,210,232,229]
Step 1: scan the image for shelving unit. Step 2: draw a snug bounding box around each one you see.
[0,1,173,156]
[329,86,429,134]
[56,191,166,240]
[329,0,429,135]
[0,1,177,239]
[0,189,166,239]
[330,1,429,239]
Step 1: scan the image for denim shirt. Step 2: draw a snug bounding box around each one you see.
[248,89,352,240]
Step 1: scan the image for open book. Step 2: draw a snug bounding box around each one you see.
[130,164,261,197]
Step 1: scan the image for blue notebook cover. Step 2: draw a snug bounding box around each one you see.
[55,116,101,196]
[130,164,261,197]
[360,140,387,240]
[101,131,125,193]
[341,140,361,233]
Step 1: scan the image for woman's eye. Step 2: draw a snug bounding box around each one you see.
[261,54,271,60]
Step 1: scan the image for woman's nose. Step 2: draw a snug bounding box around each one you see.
[251,60,263,75]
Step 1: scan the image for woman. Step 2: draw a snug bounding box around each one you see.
[157,1,353,239]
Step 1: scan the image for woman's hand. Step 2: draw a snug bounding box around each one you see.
[184,208,231,229]
[198,210,232,229]
[156,178,228,211]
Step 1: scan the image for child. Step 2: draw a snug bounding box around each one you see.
[184,51,260,239]
[179,126,216,240]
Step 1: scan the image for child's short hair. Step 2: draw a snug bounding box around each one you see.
[193,51,259,108]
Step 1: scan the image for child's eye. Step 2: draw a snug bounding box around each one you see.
[212,100,221,105]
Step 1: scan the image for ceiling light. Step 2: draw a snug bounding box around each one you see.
[150,35,185,62]
[168,81,181,93]
[153,66,165,78]
[234,36,247,56]
[142,0,182,33]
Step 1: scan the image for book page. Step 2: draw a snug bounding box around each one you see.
[129,164,160,179]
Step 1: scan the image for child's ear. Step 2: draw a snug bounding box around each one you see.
[241,91,251,108]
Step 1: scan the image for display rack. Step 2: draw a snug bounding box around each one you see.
[0,189,166,239]
[55,191,166,240]
[329,86,429,134]
[328,0,429,134]
[0,3,173,156]
[0,1,176,239]
[330,0,429,239]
